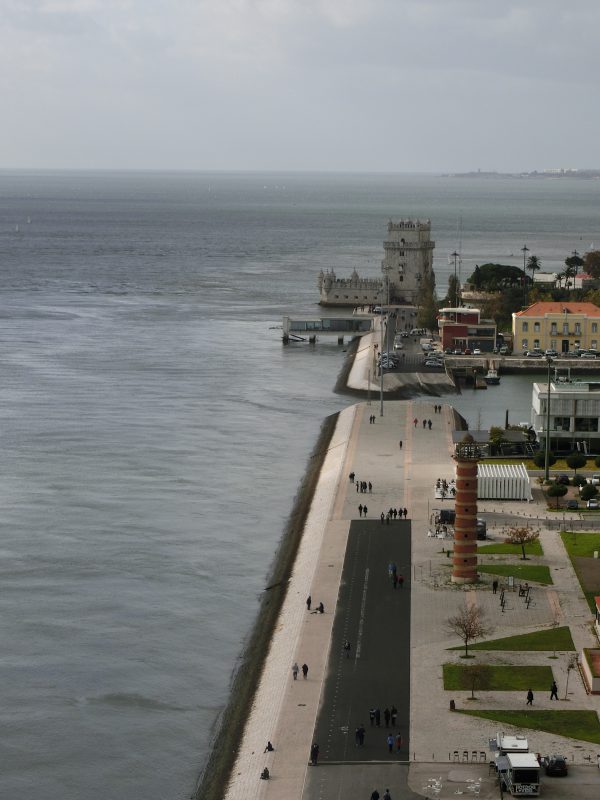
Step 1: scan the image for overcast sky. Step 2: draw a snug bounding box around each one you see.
[3,0,599,172]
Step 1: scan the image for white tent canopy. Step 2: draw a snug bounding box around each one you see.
[477,463,532,501]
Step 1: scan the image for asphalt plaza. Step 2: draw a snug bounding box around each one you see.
[312,519,412,764]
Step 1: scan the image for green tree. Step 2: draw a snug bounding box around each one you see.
[527,255,541,285]
[533,451,556,469]
[583,250,600,279]
[546,483,568,508]
[417,269,439,331]
[445,273,460,307]
[489,426,507,455]
[566,452,587,474]
[580,484,598,501]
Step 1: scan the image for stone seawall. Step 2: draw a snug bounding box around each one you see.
[194,412,340,800]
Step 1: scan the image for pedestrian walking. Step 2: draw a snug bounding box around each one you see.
[428,419,432,429]
[368,481,372,493]
[526,688,534,705]
[550,681,558,700]
[349,471,355,482]
[398,574,404,588]
[492,580,498,595]
[359,503,363,517]
[357,724,365,746]
[387,733,394,753]
[302,663,309,679]
[384,707,391,727]
[390,705,398,726]
[380,512,385,524]
[383,790,392,800]
[403,507,407,518]
[292,662,299,680]
[356,481,359,492]
[363,505,368,516]
[422,419,426,428]
[413,417,418,427]
[343,640,351,658]
[306,595,311,611]
[369,708,376,726]
[375,707,381,726]
[310,742,319,765]
[399,440,403,449]
[371,790,380,800]
[395,733,402,751]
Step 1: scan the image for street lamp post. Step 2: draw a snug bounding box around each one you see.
[521,245,529,305]
[544,355,554,481]
[451,251,460,307]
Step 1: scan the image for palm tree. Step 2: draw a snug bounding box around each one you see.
[527,255,541,285]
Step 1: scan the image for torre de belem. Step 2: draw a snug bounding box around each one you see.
[317,219,435,307]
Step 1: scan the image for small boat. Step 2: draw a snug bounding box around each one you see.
[484,368,500,385]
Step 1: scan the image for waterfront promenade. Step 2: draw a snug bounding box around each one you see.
[221,320,600,799]
[222,388,600,800]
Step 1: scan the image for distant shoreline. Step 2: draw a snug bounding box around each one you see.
[445,169,600,179]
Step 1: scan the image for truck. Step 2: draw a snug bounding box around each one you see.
[495,753,540,796]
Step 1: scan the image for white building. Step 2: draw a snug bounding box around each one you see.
[532,376,600,454]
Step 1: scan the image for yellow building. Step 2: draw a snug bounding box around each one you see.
[512,302,600,354]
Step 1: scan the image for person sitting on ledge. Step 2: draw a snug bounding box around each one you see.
[264,741,274,752]
[260,767,270,780]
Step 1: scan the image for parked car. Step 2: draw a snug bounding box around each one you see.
[499,346,509,355]
[526,351,543,358]
[587,499,600,509]
[554,474,570,485]
[464,348,472,355]
[587,474,600,485]
[473,348,481,355]
[545,349,558,357]
[581,352,597,359]
[566,499,579,510]
[424,359,444,368]
[541,755,568,777]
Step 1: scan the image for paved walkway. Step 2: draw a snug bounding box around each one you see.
[223,390,600,799]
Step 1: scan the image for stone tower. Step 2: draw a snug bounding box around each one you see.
[452,435,480,584]
[381,219,435,305]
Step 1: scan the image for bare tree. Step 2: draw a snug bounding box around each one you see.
[462,664,491,699]
[505,525,540,560]
[446,603,492,658]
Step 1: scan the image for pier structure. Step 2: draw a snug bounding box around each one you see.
[451,434,480,584]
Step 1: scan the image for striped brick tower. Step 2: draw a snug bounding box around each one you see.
[452,434,480,584]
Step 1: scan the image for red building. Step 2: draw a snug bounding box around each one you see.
[438,307,497,352]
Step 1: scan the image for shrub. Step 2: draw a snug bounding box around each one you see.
[534,451,556,469]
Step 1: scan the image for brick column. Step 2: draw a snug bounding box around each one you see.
[452,438,479,584]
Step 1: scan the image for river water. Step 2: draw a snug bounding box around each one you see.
[0,171,599,798]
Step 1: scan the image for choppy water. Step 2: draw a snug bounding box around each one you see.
[1,171,599,798]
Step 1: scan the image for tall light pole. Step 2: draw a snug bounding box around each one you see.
[451,251,460,307]
[379,311,384,417]
[521,245,529,306]
[544,355,554,481]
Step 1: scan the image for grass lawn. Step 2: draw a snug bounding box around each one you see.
[443,664,554,691]
[458,709,600,745]
[478,541,543,557]
[560,531,600,612]
[450,626,575,652]
[477,563,553,585]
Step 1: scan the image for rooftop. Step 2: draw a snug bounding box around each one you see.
[514,301,600,317]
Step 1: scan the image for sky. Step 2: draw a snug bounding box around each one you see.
[2,0,599,172]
